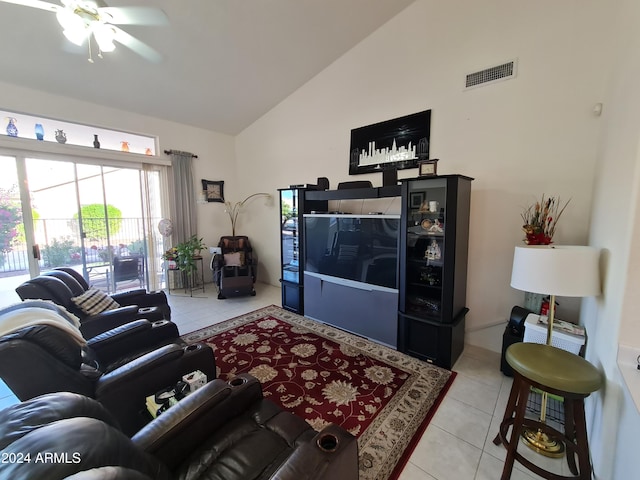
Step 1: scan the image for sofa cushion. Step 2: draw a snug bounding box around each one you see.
[72,288,120,316]
[224,252,245,266]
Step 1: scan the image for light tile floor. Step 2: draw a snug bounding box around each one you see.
[0,281,573,479]
[169,283,570,479]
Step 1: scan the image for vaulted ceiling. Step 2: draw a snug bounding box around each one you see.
[0,0,415,134]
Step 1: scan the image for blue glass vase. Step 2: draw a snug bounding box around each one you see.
[6,118,18,137]
[35,123,44,141]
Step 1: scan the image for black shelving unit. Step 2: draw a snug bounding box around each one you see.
[397,175,473,369]
[278,187,327,314]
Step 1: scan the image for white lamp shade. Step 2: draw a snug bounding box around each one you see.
[511,245,601,297]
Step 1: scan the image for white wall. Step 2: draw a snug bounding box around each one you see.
[3,2,636,477]
[236,0,611,351]
[580,0,640,477]
[0,80,238,265]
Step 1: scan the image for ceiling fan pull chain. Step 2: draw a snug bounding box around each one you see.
[87,35,94,63]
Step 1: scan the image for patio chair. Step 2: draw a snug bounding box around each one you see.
[111,255,145,291]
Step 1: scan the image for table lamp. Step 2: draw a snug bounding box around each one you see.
[510,245,600,456]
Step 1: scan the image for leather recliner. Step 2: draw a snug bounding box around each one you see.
[0,302,216,435]
[2,299,179,349]
[0,374,359,480]
[15,269,171,339]
[54,267,170,318]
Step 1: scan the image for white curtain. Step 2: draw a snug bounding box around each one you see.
[141,164,164,291]
[168,151,197,245]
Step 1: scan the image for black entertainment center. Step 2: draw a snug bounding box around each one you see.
[279,175,472,369]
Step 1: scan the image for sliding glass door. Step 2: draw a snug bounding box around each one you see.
[0,154,163,306]
[26,159,85,276]
[0,156,30,305]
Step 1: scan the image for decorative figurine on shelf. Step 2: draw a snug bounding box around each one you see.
[93,134,100,148]
[145,148,153,156]
[6,117,18,137]
[34,123,44,141]
[55,129,67,144]
[121,141,130,152]
[429,219,444,233]
[425,238,441,260]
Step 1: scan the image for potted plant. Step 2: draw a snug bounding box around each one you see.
[520,194,570,313]
[174,235,206,277]
[161,247,178,269]
[521,195,570,245]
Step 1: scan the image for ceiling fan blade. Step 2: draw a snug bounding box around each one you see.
[99,6,168,26]
[0,0,59,12]
[112,26,162,63]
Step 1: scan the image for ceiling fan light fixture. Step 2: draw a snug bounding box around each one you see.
[93,23,115,52]
[0,0,166,63]
[56,8,86,45]
[62,27,87,46]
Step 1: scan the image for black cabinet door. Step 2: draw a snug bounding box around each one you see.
[278,188,326,314]
[398,175,472,368]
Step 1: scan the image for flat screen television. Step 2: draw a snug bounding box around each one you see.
[349,110,431,180]
[304,214,400,290]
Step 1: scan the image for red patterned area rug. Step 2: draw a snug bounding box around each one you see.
[182,305,455,480]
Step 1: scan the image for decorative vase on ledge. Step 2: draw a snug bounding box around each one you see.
[55,129,67,144]
[93,134,100,148]
[35,123,44,141]
[6,117,18,137]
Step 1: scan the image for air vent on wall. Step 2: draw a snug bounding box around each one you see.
[465,59,517,90]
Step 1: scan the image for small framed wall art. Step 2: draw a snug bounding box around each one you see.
[410,192,425,209]
[202,179,225,203]
[418,159,439,177]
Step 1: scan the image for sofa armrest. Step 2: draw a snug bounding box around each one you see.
[80,305,142,338]
[87,320,179,366]
[95,343,216,436]
[111,290,171,319]
[272,424,359,480]
[132,374,263,466]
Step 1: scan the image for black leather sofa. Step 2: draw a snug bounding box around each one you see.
[15,268,171,338]
[53,267,171,319]
[0,374,358,480]
[0,301,216,435]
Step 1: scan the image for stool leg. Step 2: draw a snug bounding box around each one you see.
[500,377,531,480]
[494,376,520,446]
[572,399,592,480]
[563,398,578,476]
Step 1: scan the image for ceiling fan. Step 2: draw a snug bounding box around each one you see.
[0,0,168,63]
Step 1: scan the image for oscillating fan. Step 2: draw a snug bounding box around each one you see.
[157,218,173,237]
